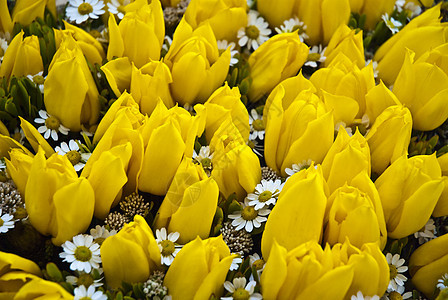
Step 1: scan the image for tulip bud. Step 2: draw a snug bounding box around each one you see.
[247,32,308,103]
[13,277,73,299]
[100,57,132,98]
[154,158,219,244]
[44,34,100,131]
[0,251,42,277]
[375,154,444,239]
[364,80,401,124]
[0,0,12,36]
[164,236,235,300]
[101,215,161,288]
[356,0,396,30]
[0,31,43,81]
[256,0,297,28]
[324,24,365,69]
[5,148,33,197]
[164,19,231,105]
[11,0,53,27]
[435,153,448,217]
[365,105,412,175]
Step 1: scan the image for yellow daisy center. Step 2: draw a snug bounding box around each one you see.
[0,219,4,226]
[33,75,45,85]
[45,116,60,131]
[292,24,305,34]
[66,150,81,166]
[389,264,398,279]
[78,273,94,287]
[201,157,212,169]
[246,25,260,40]
[307,53,321,62]
[253,259,264,270]
[252,119,264,131]
[241,206,257,221]
[258,191,272,202]
[160,240,175,256]
[233,288,250,300]
[78,3,93,15]
[74,246,92,262]
[388,291,402,300]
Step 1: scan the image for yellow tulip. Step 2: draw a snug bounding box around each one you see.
[365,105,412,175]
[352,0,396,30]
[0,0,12,36]
[161,0,182,7]
[24,149,95,245]
[163,19,230,105]
[0,31,43,81]
[184,0,247,41]
[393,50,448,131]
[154,158,219,243]
[261,166,327,258]
[248,32,308,103]
[19,117,55,157]
[374,4,448,85]
[138,101,206,195]
[409,233,448,299]
[364,80,401,124]
[203,82,249,142]
[0,251,42,277]
[11,0,55,27]
[435,153,448,217]
[324,25,365,68]
[101,215,161,288]
[5,149,33,196]
[44,34,100,132]
[263,83,334,176]
[256,0,298,28]
[375,154,444,239]
[14,277,74,300]
[100,57,132,97]
[210,118,260,200]
[130,60,174,115]
[107,0,165,68]
[321,128,370,193]
[163,236,235,300]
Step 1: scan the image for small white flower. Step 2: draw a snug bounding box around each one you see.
[246,179,283,210]
[381,285,412,300]
[246,0,254,9]
[249,253,265,278]
[248,109,265,141]
[230,256,243,271]
[0,209,14,233]
[248,139,263,157]
[60,234,102,273]
[0,37,8,58]
[55,140,91,171]
[438,273,448,290]
[221,277,262,300]
[304,45,326,68]
[228,198,270,233]
[66,269,104,288]
[366,59,379,78]
[275,16,309,42]
[107,0,130,19]
[193,146,213,174]
[11,127,25,145]
[414,218,436,244]
[285,159,313,177]
[382,13,402,34]
[162,35,173,53]
[404,2,422,18]
[155,228,181,266]
[66,0,106,24]
[217,40,239,66]
[237,10,271,51]
[351,291,380,300]
[34,110,69,141]
[27,71,45,94]
[335,121,353,136]
[394,0,406,12]
[386,253,408,292]
[74,285,107,300]
[89,225,116,244]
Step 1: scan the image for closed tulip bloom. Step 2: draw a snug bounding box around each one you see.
[154,158,219,244]
[409,233,448,298]
[435,153,448,217]
[11,0,56,27]
[101,215,161,288]
[393,50,448,131]
[24,149,95,245]
[0,251,42,277]
[184,0,247,41]
[323,24,365,68]
[375,154,444,239]
[107,0,165,68]
[0,31,43,81]
[364,80,401,124]
[353,0,396,30]
[0,0,12,36]
[365,105,412,175]
[44,34,100,132]
[5,148,34,196]
[257,0,298,28]
[264,84,334,176]
[13,277,73,300]
[261,166,327,258]
[100,57,133,98]
[247,32,308,103]
[164,20,231,105]
[164,236,235,300]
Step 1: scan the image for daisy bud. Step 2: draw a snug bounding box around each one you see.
[0,31,43,82]
[247,31,308,103]
[393,49,448,131]
[164,236,235,299]
[107,0,165,68]
[184,0,247,41]
[375,154,444,239]
[410,233,448,298]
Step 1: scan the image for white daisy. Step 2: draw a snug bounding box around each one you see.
[0,37,8,58]
[381,285,412,300]
[107,0,130,19]
[11,127,25,145]
[248,109,265,140]
[246,179,283,210]
[230,256,243,271]
[60,234,102,273]
[285,159,313,177]
[386,253,408,292]
[249,253,265,278]
[304,45,326,68]
[34,110,69,141]
[217,40,239,67]
[394,0,406,12]
[237,10,271,51]
[221,277,262,300]
[66,0,106,24]
[55,140,91,171]
[414,218,436,244]
[74,285,107,300]
[351,291,380,300]
[228,198,270,233]
[0,209,14,233]
[162,35,173,54]
[27,71,45,94]
[246,0,254,9]
[193,146,213,175]
[89,225,116,245]
[382,13,402,34]
[438,273,448,290]
[247,139,263,157]
[66,269,104,288]
[404,2,422,18]
[274,16,309,42]
[155,228,181,266]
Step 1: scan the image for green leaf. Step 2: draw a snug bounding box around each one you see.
[46,263,64,282]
